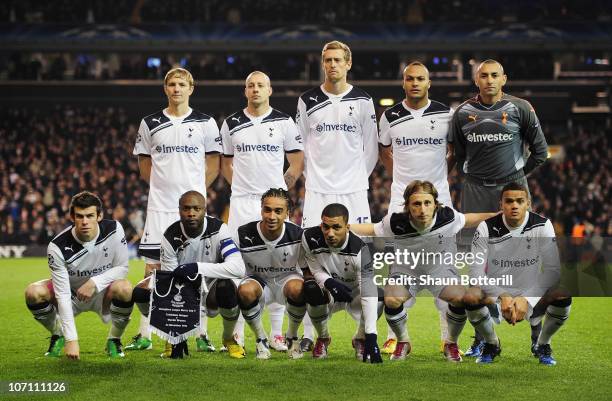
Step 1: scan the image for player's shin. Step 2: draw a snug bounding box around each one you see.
[240,299,267,340]
[27,301,61,335]
[268,302,285,338]
[384,305,410,342]
[216,280,240,342]
[446,304,467,343]
[466,304,498,346]
[109,299,134,339]
[286,298,307,339]
[537,298,571,346]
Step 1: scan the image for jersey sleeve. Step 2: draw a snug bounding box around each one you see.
[203,118,222,155]
[301,234,331,286]
[536,219,561,294]
[160,234,179,272]
[196,224,245,279]
[283,117,304,152]
[451,210,467,235]
[220,120,233,156]
[90,223,129,293]
[133,119,151,156]
[361,99,379,176]
[378,112,392,146]
[518,101,548,176]
[48,243,78,342]
[296,98,309,151]
[448,110,466,173]
[373,213,395,237]
[358,245,379,334]
[470,223,505,298]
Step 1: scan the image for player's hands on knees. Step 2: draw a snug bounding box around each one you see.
[500,295,515,324]
[76,279,97,302]
[324,278,353,303]
[173,263,198,277]
[65,341,80,360]
[364,333,383,364]
[512,297,529,324]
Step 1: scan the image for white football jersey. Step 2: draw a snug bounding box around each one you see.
[47,220,128,341]
[220,108,303,196]
[296,85,379,194]
[379,100,453,207]
[374,206,465,276]
[302,227,378,333]
[160,216,245,280]
[235,221,305,280]
[471,212,560,298]
[133,108,222,212]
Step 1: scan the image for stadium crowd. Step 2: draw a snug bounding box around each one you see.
[0,105,609,245]
[3,0,610,24]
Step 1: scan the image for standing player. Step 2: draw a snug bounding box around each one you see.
[25,191,133,359]
[466,182,571,365]
[221,71,304,350]
[131,191,247,358]
[302,203,382,363]
[235,189,307,359]
[378,61,455,354]
[128,67,222,351]
[449,59,548,355]
[296,40,379,349]
[351,181,497,362]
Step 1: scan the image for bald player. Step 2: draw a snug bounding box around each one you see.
[378,61,456,354]
[220,71,304,350]
[449,59,548,356]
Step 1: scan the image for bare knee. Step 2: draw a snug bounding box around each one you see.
[109,279,133,302]
[384,296,407,310]
[238,281,261,305]
[25,282,51,304]
[284,279,304,303]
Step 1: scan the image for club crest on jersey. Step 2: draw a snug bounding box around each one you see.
[348,106,354,116]
[430,120,436,130]
[526,237,531,249]
[501,112,508,125]
[283,250,288,262]
[205,242,211,255]
[269,127,275,137]
[103,246,109,257]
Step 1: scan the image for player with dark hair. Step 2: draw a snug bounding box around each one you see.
[449,59,549,356]
[301,203,383,363]
[129,67,222,351]
[25,191,133,359]
[352,181,497,362]
[130,190,247,358]
[235,188,307,359]
[465,182,570,365]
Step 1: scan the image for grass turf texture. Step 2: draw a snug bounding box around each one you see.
[1,258,610,401]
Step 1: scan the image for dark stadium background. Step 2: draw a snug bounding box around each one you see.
[0,0,610,258]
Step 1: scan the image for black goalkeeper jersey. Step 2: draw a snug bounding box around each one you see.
[449,93,548,181]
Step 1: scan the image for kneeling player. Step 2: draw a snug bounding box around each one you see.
[351,180,497,362]
[236,189,306,359]
[25,191,133,359]
[131,191,247,358]
[302,203,383,363]
[465,182,571,365]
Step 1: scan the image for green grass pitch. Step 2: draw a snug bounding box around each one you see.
[1,258,611,401]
